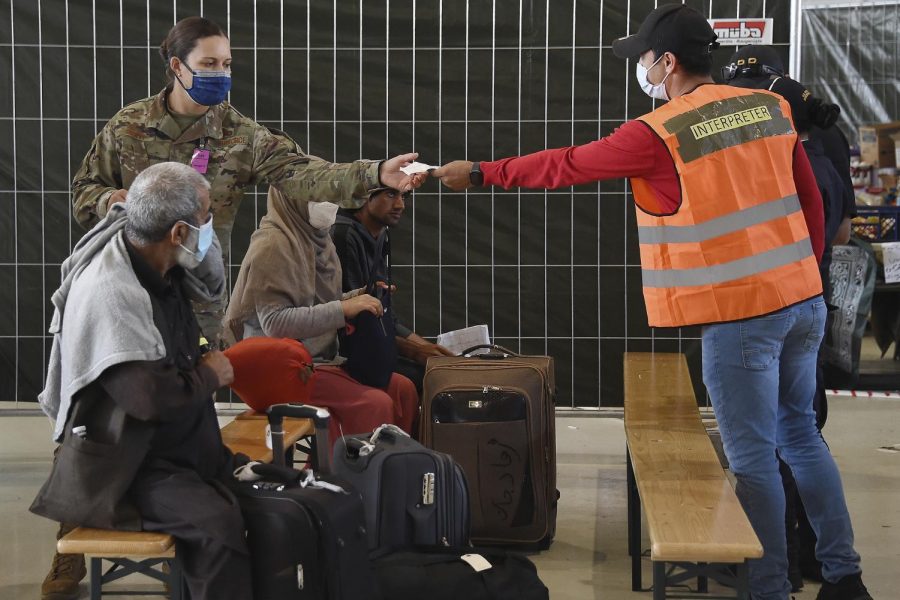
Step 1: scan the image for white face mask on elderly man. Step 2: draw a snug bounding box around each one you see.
[307,201,339,230]
[176,215,214,270]
[636,53,671,101]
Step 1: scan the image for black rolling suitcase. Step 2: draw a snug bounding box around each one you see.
[233,404,380,600]
[332,425,470,554]
[420,345,557,549]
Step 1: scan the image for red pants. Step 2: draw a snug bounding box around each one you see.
[310,366,418,442]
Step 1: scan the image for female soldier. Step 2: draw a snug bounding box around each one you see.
[70,16,422,344]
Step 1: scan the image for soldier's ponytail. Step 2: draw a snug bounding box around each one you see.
[159,16,227,82]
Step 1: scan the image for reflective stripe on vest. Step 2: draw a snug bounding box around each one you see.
[637,194,801,245]
[641,237,814,288]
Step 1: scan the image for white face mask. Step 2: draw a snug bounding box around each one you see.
[175,215,214,270]
[636,54,671,101]
[307,201,339,230]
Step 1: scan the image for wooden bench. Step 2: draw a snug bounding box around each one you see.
[58,410,314,599]
[221,409,315,464]
[624,352,762,600]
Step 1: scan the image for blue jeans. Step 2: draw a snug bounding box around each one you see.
[701,296,861,599]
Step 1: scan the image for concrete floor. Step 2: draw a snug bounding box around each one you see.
[1,397,898,599]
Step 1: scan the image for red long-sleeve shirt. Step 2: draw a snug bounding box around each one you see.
[481,119,825,262]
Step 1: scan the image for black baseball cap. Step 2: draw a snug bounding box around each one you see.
[612,4,719,60]
[722,45,785,82]
[768,77,840,132]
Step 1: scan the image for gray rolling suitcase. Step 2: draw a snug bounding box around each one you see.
[332,425,470,555]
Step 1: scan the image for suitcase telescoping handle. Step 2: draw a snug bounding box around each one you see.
[266,403,331,473]
[460,344,520,360]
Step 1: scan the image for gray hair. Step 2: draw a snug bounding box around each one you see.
[124,162,211,245]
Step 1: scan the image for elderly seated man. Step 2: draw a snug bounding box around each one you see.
[31,162,251,600]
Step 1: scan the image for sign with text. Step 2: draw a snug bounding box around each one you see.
[709,18,774,46]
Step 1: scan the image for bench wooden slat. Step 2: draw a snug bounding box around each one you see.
[624,352,762,563]
[220,410,314,463]
[58,527,175,557]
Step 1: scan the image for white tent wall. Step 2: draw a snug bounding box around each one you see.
[797,1,900,144]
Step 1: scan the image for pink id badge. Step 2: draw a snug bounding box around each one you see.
[191,148,210,174]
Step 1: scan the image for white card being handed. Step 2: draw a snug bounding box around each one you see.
[400,161,438,175]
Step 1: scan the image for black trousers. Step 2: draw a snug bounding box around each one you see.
[394,357,426,438]
[395,356,425,397]
[131,468,252,600]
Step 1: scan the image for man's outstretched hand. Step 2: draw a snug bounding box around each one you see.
[431,160,474,192]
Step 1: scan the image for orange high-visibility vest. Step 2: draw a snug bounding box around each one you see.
[632,84,822,327]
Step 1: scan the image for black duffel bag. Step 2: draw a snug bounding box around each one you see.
[373,546,549,600]
[340,231,396,388]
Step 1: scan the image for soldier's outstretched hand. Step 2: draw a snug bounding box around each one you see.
[380,153,428,192]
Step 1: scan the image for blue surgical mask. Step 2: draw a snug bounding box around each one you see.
[636,54,671,101]
[177,214,214,269]
[176,63,232,106]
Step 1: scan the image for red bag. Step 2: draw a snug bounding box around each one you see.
[223,337,317,412]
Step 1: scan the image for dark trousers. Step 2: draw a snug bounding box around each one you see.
[395,356,425,397]
[394,357,425,437]
[131,468,252,600]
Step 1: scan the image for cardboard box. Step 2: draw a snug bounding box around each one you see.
[893,132,900,169]
[859,121,900,168]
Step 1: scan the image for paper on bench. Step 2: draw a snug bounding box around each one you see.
[436,324,491,356]
[400,161,438,175]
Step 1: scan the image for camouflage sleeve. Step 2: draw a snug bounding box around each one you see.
[72,123,123,230]
[249,126,380,208]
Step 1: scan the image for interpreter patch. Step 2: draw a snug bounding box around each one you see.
[689,106,772,140]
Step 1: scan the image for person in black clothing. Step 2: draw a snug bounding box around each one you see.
[727,46,857,592]
[332,186,454,394]
[32,163,250,600]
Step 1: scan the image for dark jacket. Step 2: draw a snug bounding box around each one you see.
[332,209,412,338]
[809,125,856,219]
[31,241,226,531]
[804,135,850,300]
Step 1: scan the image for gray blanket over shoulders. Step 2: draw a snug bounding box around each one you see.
[39,204,226,441]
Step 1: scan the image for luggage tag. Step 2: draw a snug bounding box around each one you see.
[460,554,492,573]
[265,424,272,450]
[191,140,210,174]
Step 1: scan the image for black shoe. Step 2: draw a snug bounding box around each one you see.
[799,550,824,583]
[815,573,873,600]
[788,565,804,592]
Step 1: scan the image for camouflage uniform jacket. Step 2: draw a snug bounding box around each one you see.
[72,88,379,244]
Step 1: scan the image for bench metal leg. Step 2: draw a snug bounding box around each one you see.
[627,446,642,592]
[168,558,184,600]
[90,557,102,600]
[697,562,708,593]
[88,556,181,599]
[653,561,667,600]
[735,562,750,600]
